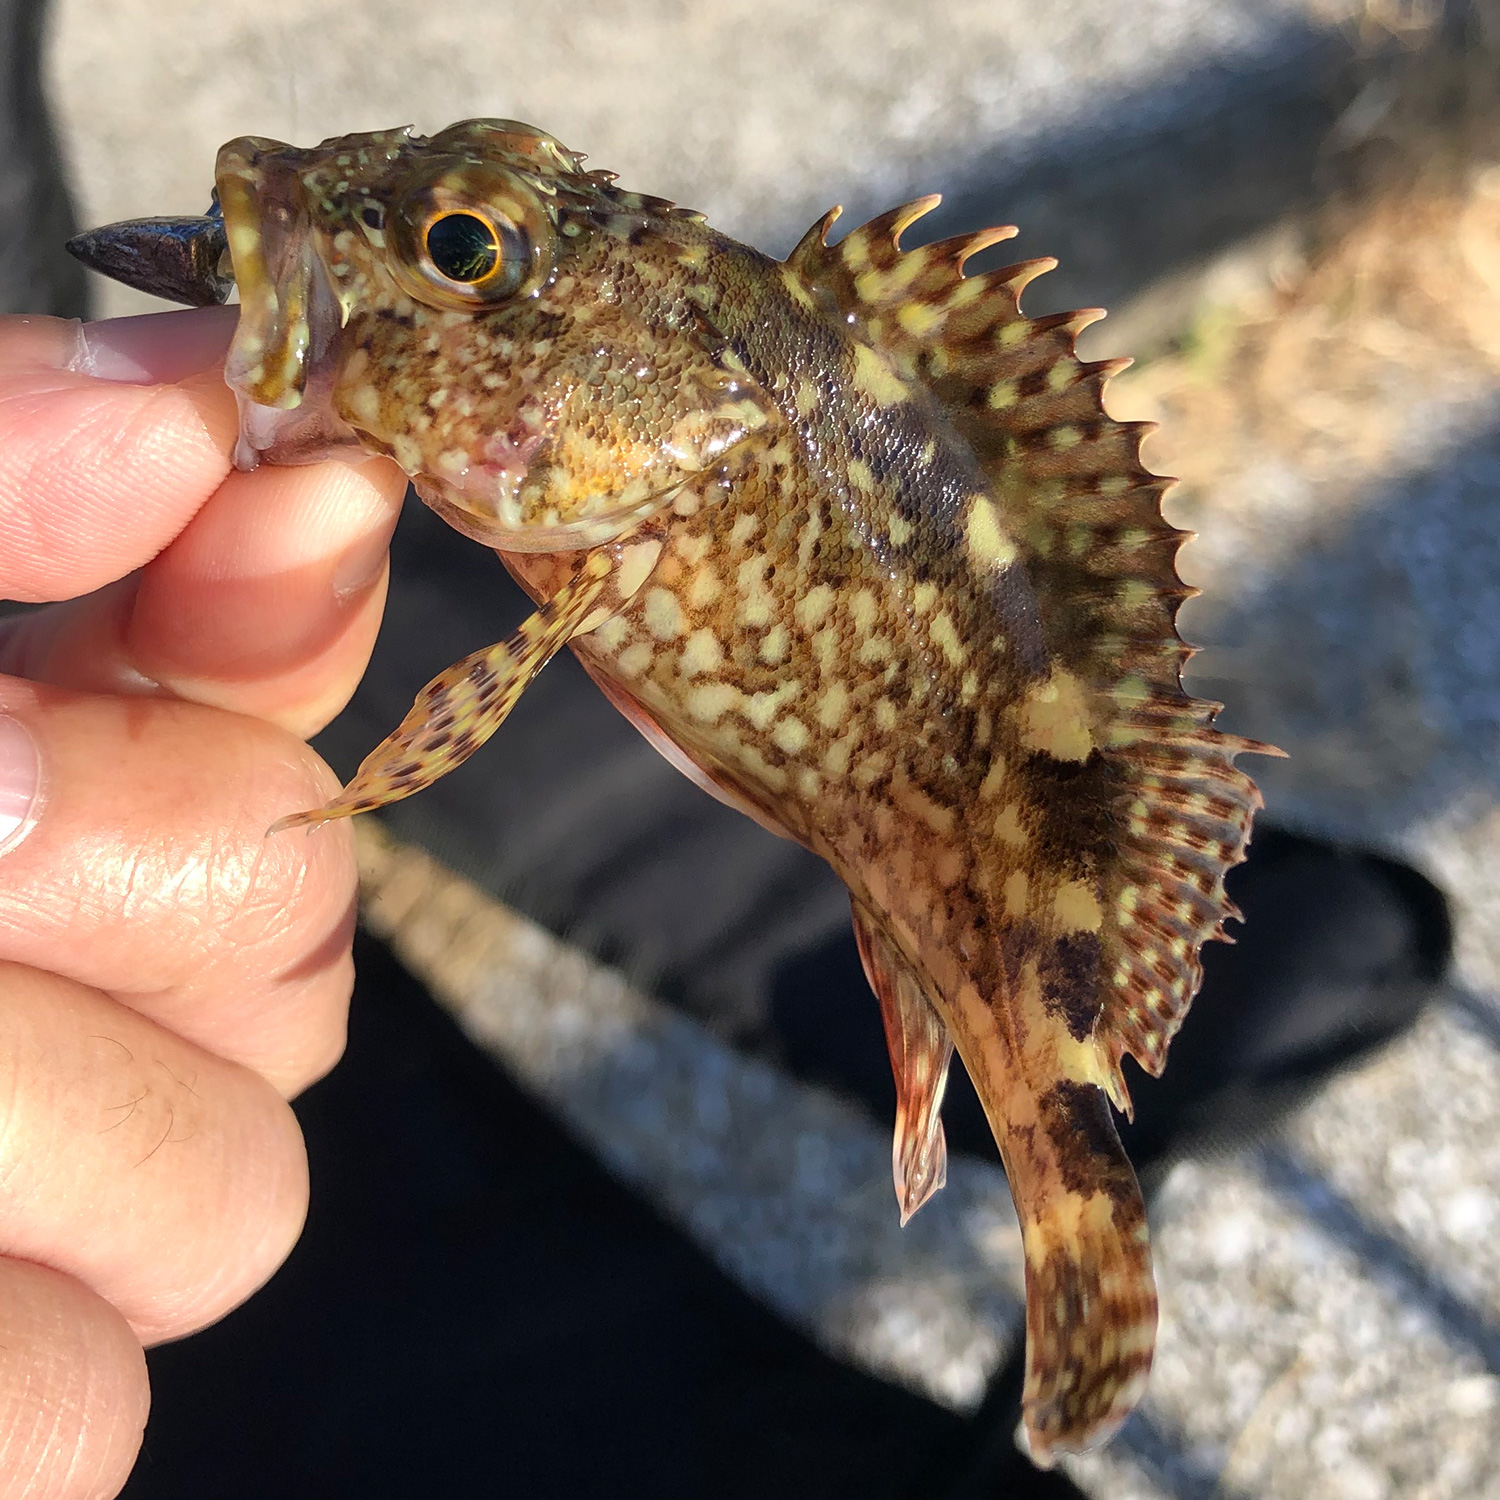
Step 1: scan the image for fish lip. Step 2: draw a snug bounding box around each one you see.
[65,209,234,308]
[210,136,362,470]
[215,136,327,412]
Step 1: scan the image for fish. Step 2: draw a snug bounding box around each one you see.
[70,119,1274,1462]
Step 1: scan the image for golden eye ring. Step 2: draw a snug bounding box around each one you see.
[388,160,553,310]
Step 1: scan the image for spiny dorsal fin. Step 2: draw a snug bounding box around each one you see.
[787,202,1277,1095]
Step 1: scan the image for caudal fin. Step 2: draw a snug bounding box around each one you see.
[1008,1082,1157,1465]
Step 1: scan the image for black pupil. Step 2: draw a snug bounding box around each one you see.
[426,213,501,283]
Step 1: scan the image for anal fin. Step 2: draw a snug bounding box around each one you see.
[851,900,954,1225]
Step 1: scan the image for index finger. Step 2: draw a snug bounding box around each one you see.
[0,311,238,602]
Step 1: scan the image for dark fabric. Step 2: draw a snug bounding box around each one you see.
[119,931,985,1500]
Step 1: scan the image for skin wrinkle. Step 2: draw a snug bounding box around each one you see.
[0,1034,25,1199]
[0,376,231,602]
[0,965,311,1343]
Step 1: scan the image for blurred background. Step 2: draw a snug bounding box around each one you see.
[6,0,1500,1495]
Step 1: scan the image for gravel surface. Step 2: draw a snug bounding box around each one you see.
[1140,1152,1500,1500]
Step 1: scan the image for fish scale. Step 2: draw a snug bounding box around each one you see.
[69,116,1276,1464]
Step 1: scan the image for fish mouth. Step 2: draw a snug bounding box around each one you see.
[213,137,358,469]
[66,137,356,472]
[214,138,332,409]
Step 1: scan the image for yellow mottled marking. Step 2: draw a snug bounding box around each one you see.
[679,628,723,678]
[736,555,775,628]
[1016,669,1094,762]
[851,589,879,632]
[979,757,1008,800]
[887,515,912,547]
[929,611,965,668]
[1003,870,1029,917]
[688,567,722,609]
[760,624,790,665]
[993,802,1027,845]
[1053,880,1103,934]
[874,698,898,731]
[796,584,835,630]
[348,384,382,424]
[780,264,816,311]
[847,458,876,494]
[593,616,631,653]
[812,627,840,673]
[913,582,937,615]
[729,513,759,548]
[852,341,910,408]
[644,588,686,641]
[965,496,1017,571]
[687,681,740,724]
[618,641,655,678]
[947,277,988,309]
[896,300,945,337]
[892,772,955,837]
[745,681,800,731]
[818,682,851,731]
[772,717,809,755]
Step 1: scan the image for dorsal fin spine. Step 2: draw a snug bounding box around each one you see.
[784,197,1277,1089]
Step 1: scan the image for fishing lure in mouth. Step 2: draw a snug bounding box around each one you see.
[71,120,1274,1462]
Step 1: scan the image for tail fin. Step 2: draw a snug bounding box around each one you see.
[1006,1081,1157,1464]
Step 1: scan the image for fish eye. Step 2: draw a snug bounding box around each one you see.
[424,212,502,284]
[389,161,552,310]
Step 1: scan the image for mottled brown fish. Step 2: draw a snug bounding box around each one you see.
[73,120,1273,1461]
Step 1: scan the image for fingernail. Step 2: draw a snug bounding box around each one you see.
[69,305,240,385]
[0,715,41,856]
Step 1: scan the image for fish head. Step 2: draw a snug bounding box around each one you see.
[212,119,770,549]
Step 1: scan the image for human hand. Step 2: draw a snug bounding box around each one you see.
[0,309,407,1498]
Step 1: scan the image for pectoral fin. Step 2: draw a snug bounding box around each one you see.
[270,549,615,833]
[851,900,954,1225]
